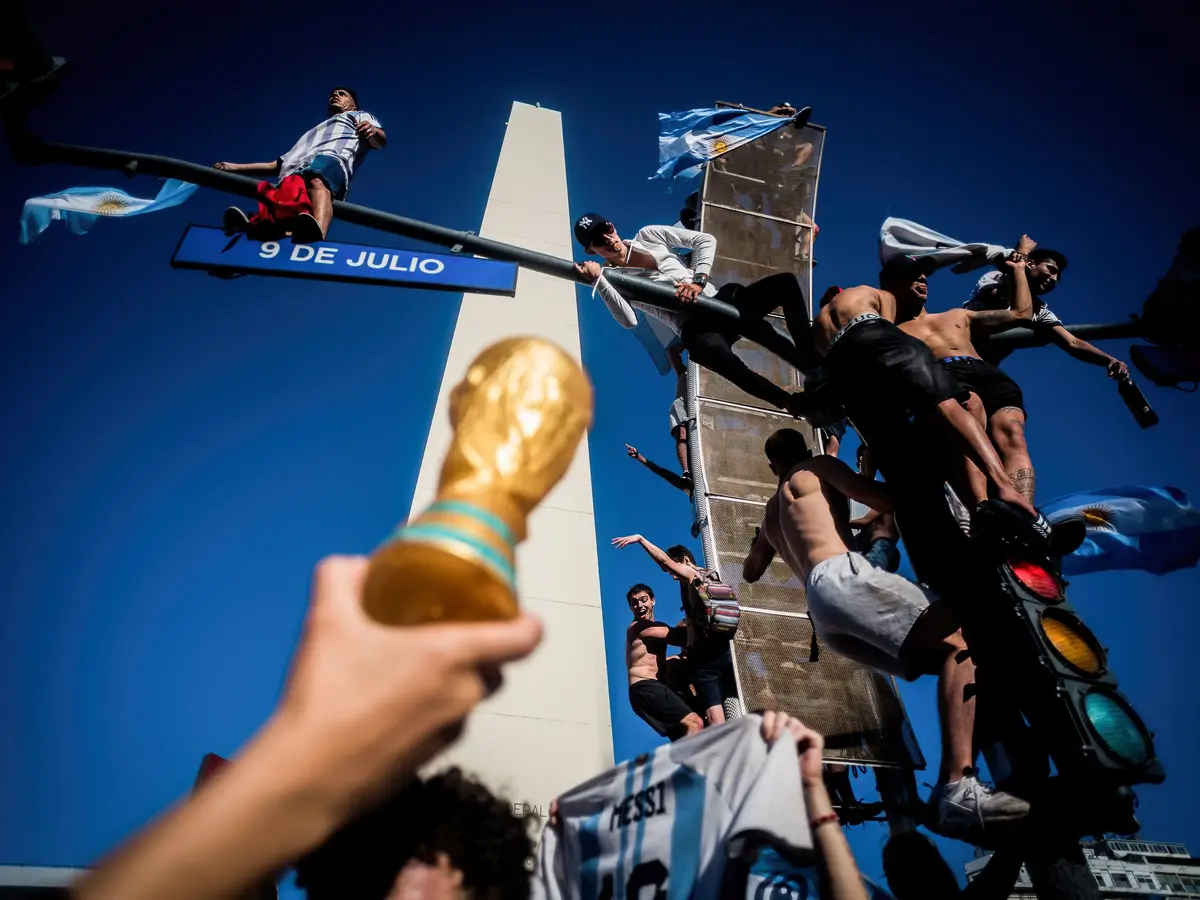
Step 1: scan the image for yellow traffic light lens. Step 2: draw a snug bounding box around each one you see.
[1084,690,1153,767]
[1040,611,1106,676]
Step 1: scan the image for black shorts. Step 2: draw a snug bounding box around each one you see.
[939,356,1026,419]
[825,318,969,420]
[629,680,696,739]
[689,645,736,711]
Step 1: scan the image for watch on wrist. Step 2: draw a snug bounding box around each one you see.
[693,274,708,289]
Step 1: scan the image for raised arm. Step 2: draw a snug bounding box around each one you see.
[806,456,896,513]
[611,534,698,582]
[743,522,777,583]
[213,160,283,174]
[626,444,691,494]
[965,235,1036,332]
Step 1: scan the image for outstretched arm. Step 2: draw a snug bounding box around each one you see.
[1049,325,1129,377]
[574,262,639,329]
[213,160,282,174]
[806,456,896,513]
[632,621,689,646]
[743,523,777,583]
[626,444,691,494]
[611,534,698,582]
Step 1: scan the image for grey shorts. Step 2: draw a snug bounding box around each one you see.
[805,552,937,679]
[669,397,688,436]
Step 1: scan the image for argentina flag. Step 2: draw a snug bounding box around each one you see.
[650,107,798,191]
[19,179,198,244]
[1043,485,1200,576]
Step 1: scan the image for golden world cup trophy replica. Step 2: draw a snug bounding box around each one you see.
[362,337,594,626]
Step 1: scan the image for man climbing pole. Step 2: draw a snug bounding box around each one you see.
[214,86,386,243]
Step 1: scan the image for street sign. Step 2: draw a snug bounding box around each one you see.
[170,225,519,296]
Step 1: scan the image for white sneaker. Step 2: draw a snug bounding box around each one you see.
[936,771,1030,839]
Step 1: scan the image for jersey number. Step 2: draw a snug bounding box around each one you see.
[598,860,669,899]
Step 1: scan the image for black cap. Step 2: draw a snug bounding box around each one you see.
[878,254,938,284]
[574,213,610,249]
[1029,248,1068,272]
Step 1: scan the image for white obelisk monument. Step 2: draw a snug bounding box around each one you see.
[410,102,613,820]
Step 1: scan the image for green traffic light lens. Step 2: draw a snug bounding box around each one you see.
[1083,690,1152,767]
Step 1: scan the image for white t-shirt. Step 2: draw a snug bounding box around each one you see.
[964,270,1063,328]
[531,715,813,900]
[278,109,383,186]
[593,225,719,337]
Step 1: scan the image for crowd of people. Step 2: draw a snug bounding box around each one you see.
[61,98,1141,899]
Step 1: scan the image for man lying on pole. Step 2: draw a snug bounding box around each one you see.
[572,213,813,417]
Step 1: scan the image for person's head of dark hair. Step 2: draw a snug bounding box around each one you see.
[879,256,935,317]
[665,544,695,566]
[294,768,537,900]
[881,832,962,900]
[764,428,812,474]
[818,285,842,309]
[626,582,654,606]
[1026,248,1067,295]
[329,86,359,111]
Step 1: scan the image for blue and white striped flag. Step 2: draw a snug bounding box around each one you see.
[1043,485,1200,576]
[650,108,795,191]
[19,179,198,244]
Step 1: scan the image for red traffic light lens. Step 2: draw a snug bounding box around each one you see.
[1009,560,1062,601]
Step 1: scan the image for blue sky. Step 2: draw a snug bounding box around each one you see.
[1,0,1197,891]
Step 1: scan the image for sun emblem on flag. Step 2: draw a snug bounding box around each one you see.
[712,138,729,155]
[1079,504,1117,532]
[91,192,132,215]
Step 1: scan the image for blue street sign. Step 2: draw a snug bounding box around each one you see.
[170,225,519,296]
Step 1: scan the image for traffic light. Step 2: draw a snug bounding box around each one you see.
[998,555,1165,788]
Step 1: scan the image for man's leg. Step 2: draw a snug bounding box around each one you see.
[989,408,1034,504]
[725,273,818,371]
[683,328,794,410]
[932,396,1037,517]
[675,425,690,474]
[945,392,990,508]
[903,602,1030,834]
[307,177,333,239]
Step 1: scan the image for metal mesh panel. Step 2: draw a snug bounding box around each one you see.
[692,402,814,502]
[732,610,926,767]
[683,114,922,769]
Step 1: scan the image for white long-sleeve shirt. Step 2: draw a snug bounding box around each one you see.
[593,225,719,336]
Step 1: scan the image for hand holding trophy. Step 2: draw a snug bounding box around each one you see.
[362,337,594,626]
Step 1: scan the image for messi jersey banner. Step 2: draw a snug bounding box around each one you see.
[1044,485,1200,577]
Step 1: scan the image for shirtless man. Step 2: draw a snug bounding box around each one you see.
[803,254,1052,549]
[624,583,704,740]
[742,427,1030,840]
[898,237,1037,502]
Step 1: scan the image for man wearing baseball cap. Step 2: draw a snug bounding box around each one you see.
[571,213,811,417]
[964,247,1130,377]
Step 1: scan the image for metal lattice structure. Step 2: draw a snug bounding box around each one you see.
[687,112,924,768]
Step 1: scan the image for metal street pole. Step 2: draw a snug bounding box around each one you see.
[3,126,802,366]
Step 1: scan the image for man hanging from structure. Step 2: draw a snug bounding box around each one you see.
[964,245,1131,377]
[572,213,811,417]
[214,87,386,243]
[623,582,705,741]
[741,427,1031,841]
[611,534,738,727]
[797,253,1058,552]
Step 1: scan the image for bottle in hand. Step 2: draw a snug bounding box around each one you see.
[1117,373,1159,429]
